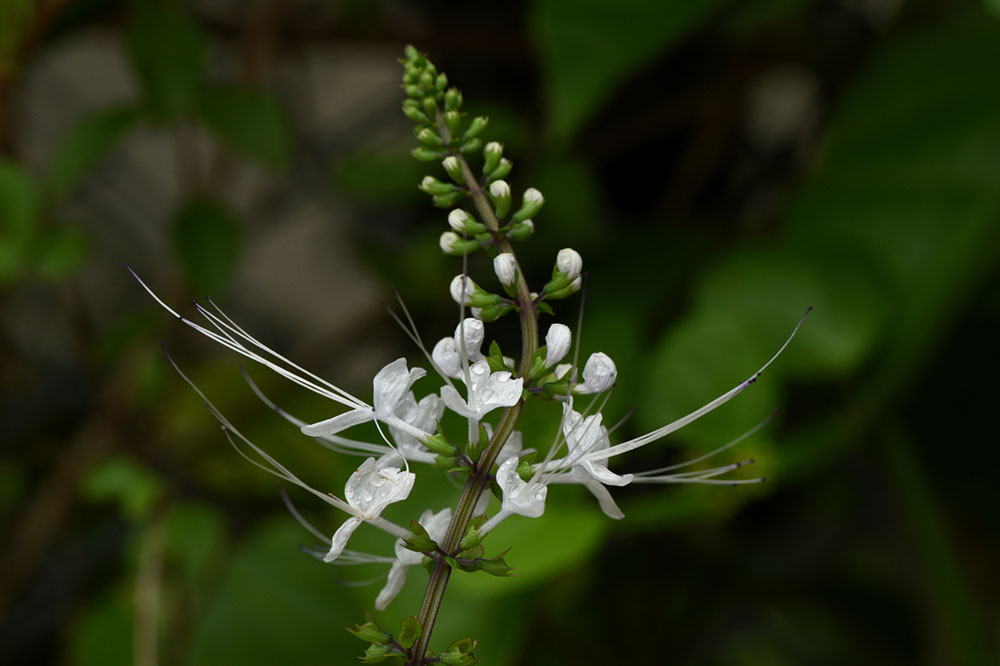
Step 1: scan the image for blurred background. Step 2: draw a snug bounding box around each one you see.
[1,0,998,664]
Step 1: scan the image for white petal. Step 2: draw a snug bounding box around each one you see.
[375,560,409,610]
[440,384,472,418]
[495,431,523,466]
[544,323,571,367]
[581,478,625,519]
[324,517,362,562]
[432,337,462,378]
[373,358,425,416]
[496,457,547,518]
[301,407,373,437]
[344,457,415,516]
[575,352,616,394]
[467,360,523,420]
[453,318,485,360]
[581,458,633,487]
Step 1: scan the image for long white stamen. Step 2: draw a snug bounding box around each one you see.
[280,487,331,543]
[590,308,810,462]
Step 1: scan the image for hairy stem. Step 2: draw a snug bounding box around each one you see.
[407,117,538,665]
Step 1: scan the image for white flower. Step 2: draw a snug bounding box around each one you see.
[560,405,632,487]
[523,187,544,205]
[544,323,571,367]
[493,253,517,286]
[381,393,445,465]
[489,180,510,198]
[440,359,523,420]
[439,231,460,253]
[375,507,451,609]
[448,209,470,233]
[496,457,547,518]
[574,352,616,394]
[432,318,486,379]
[325,457,415,562]
[449,274,478,306]
[301,358,427,439]
[556,248,582,280]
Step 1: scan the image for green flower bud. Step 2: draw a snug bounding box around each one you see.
[444,109,461,136]
[420,175,456,196]
[460,137,482,154]
[422,96,437,117]
[486,157,512,182]
[442,156,464,183]
[444,87,463,111]
[347,614,391,644]
[402,104,430,123]
[360,642,396,663]
[507,218,534,241]
[404,84,422,98]
[435,73,448,90]
[477,302,514,322]
[424,433,456,455]
[512,187,544,223]
[488,179,511,219]
[447,209,486,234]
[432,190,467,208]
[416,127,445,148]
[483,141,503,174]
[463,116,488,139]
[419,70,434,87]
[411,146,442,162]
[404,44,419,60]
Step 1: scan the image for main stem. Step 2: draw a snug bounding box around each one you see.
[407,119,538,665]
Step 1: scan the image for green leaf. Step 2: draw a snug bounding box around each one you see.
[46,104,140,200]
[128,4,207,120]
[531,0,729,143]
[199,86,291,168]
[34,226,91,280]
[170,197,243,295]
[398,616,422,650]
[81,456,163,520]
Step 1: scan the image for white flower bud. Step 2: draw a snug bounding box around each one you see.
[432,337,462,378]
[522,219,535,232]
[557,248,583,280]
[449,274,476,305]
[570,276,582,292]
[554,363,572,380]
[442,155,462,183]
[575,352,617,394]
[448,209,469,232]
[523,188,544,205]
[439,231,460,253]
[489,180,510,199]
[544,323,572,367]
[493,253,517,286]
[453,318,485,359]
[485,141,503,158]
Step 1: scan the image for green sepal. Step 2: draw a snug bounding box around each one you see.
[347,611,391,644]
[418,176,456,196]
[424,432,456,455]
[460,543,485,559]
[460,137,482,154]
[468,290,501,309]
[542,379,571,397]
[360,642,403,663]
[463,116,488,140]
[511,199,543,223]
[433,454,460,470]
[459,515,487,551]
[486,341,507,373]
[472,551,515,577]
[536,301,554,316]
[439,638,479,666]
[516,451,538,481]
[398,617,422,650]
[507,219,533,241]
[528,348,548,381]
[411,147,442,162]
[403,520,437,554]
[482,144,502,174]
[466,424,490,461]
[477,302,514,323]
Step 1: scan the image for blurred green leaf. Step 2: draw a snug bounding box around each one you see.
[46,104,140,200]
[65,593,133,666]
[128,3,207,120]
[199,86,291,168]
[165,501,228,611]
[0,159,41,283]
[531,0,728,143]
[34,226,91,280]
[449,503,607,598]
[332,149,427,205]
[170,197,243,295]
[0,0,35,78]
[82,456,163,520]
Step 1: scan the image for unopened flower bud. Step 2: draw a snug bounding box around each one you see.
[453,318,485,358]
[556,248,583,280]
[544,323,571,367]
[420,175,456,196]
[508,218,534,242]
[487,157,512,182]
[442,156,463,183]
[445,87,462,111]
[402,104,429,123]
[483,141,503,174]
[512,187,544,223]
[575,352,616,394]
[493,253,517,286]
[439,231,460,254]
[444,109,461,136]
[450,274,476,305]
[570,275,582,292]
[488,179,512,218]
[464,116,489,139]
[448,209,470,232]
[416,127,444,148]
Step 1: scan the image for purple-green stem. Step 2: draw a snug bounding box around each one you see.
[404,116,538,666]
